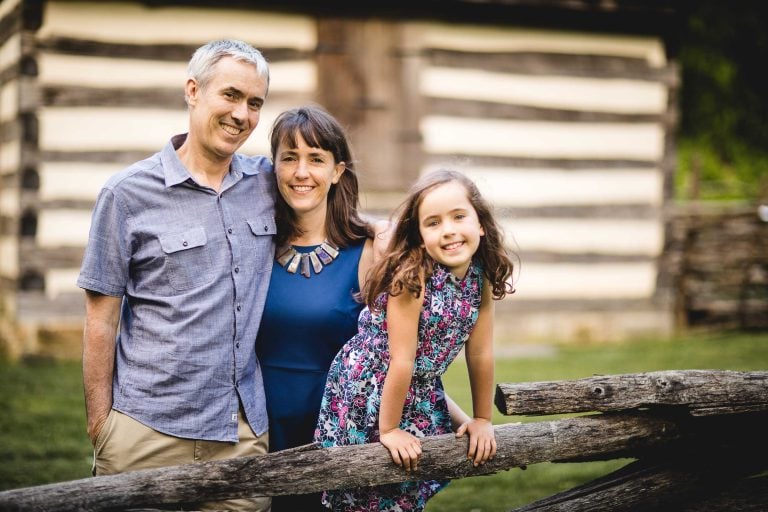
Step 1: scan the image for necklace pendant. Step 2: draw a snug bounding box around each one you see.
[276,239,340,278]
[286,252,302,273]
[315,247,333,265]
[300,253,311,278]
[276,246,295,267]
[309,251,323,274]
[320,241,339,258]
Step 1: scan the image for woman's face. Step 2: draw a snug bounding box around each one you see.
[275,132,345,219]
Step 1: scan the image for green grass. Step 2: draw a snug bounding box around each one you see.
[429,332,768,511]
[0,358,92,490]
[1,332,766,511]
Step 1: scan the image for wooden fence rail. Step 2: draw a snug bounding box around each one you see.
[0,370,765,511]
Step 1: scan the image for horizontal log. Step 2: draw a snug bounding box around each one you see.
[41,149,157,165]
[426,49,678,84]
[16,291,85,321]
[0,4,20,48]
[426,96,668,124]
[493,297,659,314]
[41,85,311,110]
[38,36,311,63]
[495,370,768,416]
[496,204,658,220]
[681,475,768,512]
[511,448,767,512]
[426,153,658,170]
[17,244,85,269]
[0,412,680,512]
[512,251,654,264]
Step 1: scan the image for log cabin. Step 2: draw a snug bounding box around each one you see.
[0,0,680,357]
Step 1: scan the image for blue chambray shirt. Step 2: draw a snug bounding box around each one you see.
[77,134,276,442]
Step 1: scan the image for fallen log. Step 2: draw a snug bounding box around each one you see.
[680,475,768,512]
[495,370,768,416]
[0,412,679,512]
[510,444,767,511]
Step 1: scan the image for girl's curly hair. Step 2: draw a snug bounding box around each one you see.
[363,169,515,307]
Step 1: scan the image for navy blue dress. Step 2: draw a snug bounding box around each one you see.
[256,240,366,511]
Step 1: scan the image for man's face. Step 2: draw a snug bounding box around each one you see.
[185,56,268,161]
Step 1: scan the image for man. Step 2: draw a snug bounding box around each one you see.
[78,39,274,511]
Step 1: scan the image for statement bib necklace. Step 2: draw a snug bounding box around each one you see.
[275,240,340,278]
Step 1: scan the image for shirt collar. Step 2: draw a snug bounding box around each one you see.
[160,133,264,189]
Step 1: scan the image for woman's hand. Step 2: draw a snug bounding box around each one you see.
[456,417,496,467]
[380,428,422,472]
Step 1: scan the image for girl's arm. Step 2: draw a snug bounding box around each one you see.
[378,285,424,472]
[461,280,497,466]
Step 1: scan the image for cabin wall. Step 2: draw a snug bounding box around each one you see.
[0,0,25,356]
[1,0,678,357]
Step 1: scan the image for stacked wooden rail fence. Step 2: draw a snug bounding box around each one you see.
[0,370,765,511]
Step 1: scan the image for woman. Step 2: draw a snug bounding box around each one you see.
[256,105,374,511]
[257,105,472,511]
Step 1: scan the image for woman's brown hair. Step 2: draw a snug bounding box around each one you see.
[269,105,371,247]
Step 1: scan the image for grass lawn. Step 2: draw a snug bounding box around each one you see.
[430,331,768,511]
[1,331,766,510]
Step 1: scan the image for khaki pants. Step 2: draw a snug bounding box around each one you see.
[93,409,270,511]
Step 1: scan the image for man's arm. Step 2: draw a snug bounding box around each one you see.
[82,290,121,444]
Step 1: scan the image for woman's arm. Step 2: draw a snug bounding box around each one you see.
[378,286,423,472]
[461,281,497,466]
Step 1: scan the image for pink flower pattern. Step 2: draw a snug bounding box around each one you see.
[314,261,483,511]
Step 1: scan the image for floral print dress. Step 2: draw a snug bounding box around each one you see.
[314,260,483,511]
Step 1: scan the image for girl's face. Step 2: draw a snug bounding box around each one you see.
[417,181,484,278]
[275,132,345,220]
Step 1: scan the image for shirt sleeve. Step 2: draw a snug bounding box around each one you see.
[76,187,130,296]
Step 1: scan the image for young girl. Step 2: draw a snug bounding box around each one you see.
[314,169,515,511]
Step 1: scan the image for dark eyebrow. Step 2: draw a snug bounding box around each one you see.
[222,86,242,96]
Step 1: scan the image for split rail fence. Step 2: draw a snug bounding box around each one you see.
[0,369,766,511]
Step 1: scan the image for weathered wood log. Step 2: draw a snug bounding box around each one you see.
[680,475,768,512]
[0,412,680,512]
[495,370,768,416]
[510,451,766,512]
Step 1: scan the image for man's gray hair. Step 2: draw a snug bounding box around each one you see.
[187,39,270,93]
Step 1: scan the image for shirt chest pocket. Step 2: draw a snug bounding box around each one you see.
[245,216,277,273]
[158,227,215,291]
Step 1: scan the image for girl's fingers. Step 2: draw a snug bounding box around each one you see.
[475,439,490,465]
[401,447,417,472]
[390,447,403,467]
[467,435,478,463]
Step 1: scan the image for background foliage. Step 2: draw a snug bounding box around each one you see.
[677,0,768,200]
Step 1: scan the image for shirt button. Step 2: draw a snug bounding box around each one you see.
[264,225,268,232]
[234,266,240,273]
[236,304,242,311]
[236,342,240,349]
[228,227,233,234]
[182,241,188,247]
